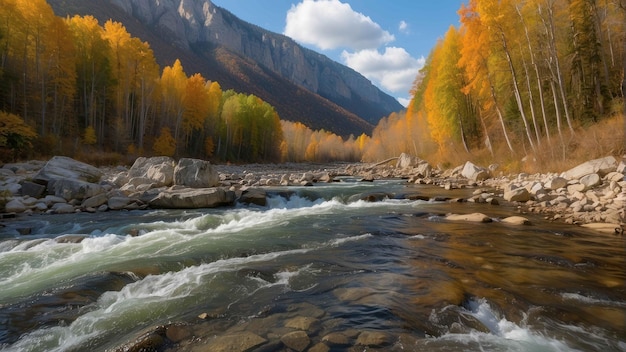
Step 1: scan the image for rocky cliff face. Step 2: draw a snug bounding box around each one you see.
[107,0,403,125]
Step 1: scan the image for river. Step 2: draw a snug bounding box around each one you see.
[1,178,624,351]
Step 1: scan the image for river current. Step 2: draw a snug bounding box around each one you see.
[0,178,624,351]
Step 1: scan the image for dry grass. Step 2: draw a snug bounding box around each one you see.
[423,114,625,175]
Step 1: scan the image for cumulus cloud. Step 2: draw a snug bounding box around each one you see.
[341,47,425,94]
[398,20,409,34]
[284,0,394,51]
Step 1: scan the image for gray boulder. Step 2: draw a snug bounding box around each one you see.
[82,193,109,209]
[34,156,103,183]
[504,186,531,202]
[579,173,601,190]
[149,187,235,209]
[461,161,490,181]
[544,176,567,190]
[563,156,617,180]
[20,181,46,198]
[127,156,175,187]
[173,158,219,188]
[5,198,26,213]
[51,203,75,214]
[239,188,267,206]
[54,179,104,201]
[396,153,420,169]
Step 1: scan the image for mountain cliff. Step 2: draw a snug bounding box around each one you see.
[48,0,404,137]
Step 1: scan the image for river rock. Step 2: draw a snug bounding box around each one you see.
[581,222,624,234]
[239,188,267,206]
[355,331,392,347]
[501,216,531,225]
[446,213,492,223]
[19,181,46,198]
[280,330,310,352]
[34,156,103,184]
[127,156,175,187]
[461,161,490,181]
[285,316,319,331]
[322,332,351,346]
[544,176,567,190]
[108,196,132,210]
[396,153,419,169]
[579,173,601,190]
[5,198,26,213]
[194,331,266,352]
[82,193,109,209]
[174,158,219,188]
[149,187,235,209]
[54,179,104,201]
[563,156,617,180]
[504,186,531,202]
[51,202,75,214]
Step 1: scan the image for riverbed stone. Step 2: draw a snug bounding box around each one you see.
[108,196,132,210]
[280,330,310,352]
[581,222,624,234]
[544,176,567,190]
[34,156,102,184]
[53,179,104,201]
[580,173,601,190]
[149,187,235,209]
[5,198,26,213]
[461,161,490,181]
[322,332,351,346]
[194,331,266,352]
[174,158,219,188]
[51,202,75,214]
[355,331,392,347]
[501,216,531,225]
[446,213,492,223]
[504,186,531,202]
[396,153,419,169]
[127,156,175,187]
[81,193,108,209]
[238,187,267,206]
[285,316,320,332]
[563,156,617,179]
[19,181,46,198]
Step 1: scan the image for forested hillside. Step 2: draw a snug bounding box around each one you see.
[0,0,286,163]
[0,0,624,170]
[374,0,625,169]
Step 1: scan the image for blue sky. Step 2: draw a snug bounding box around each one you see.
[211,0,464,106]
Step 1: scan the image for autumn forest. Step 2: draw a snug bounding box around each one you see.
[0,0,624,170]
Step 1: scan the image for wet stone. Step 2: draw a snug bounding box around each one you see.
[280,330,310,352]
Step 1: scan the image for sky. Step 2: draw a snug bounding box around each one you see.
[210,0,464,107]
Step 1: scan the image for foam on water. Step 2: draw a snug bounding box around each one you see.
[5,247,313,352]
[429,298,585,352]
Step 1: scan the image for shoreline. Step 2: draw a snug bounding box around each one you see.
[1,154,625,234]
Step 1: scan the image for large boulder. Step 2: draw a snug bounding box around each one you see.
[396,153,420,169]
[563,156,617,180]
[504,185,531,202]
[54,179,104,201]
[173,158,219,188]
[34,156,103,183]
[461,161,490,181]
[127,156,176,187]
[149,187,235,209]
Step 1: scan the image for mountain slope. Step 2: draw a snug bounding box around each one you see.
[48,0,403,136]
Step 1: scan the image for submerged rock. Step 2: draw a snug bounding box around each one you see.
[446,213,492,223]
[194,331,266,352]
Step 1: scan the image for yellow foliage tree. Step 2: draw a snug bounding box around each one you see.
[83,125,97,145]
[152,127,176,157]
[0,111,38,161]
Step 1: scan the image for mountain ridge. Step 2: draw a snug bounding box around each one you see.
[48,0,404,137]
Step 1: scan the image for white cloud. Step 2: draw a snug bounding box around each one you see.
[398,20,409,34]
[397,97,411,107]
[341,47,425,94]
[284,0,394,51]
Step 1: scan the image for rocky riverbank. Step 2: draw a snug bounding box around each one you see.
[1,154,625,235]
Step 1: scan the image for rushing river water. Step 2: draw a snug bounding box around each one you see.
[0,178,624,351]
